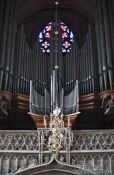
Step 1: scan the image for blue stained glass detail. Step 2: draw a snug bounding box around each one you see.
[38,22,75,53]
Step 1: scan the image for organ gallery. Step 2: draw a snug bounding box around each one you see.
[0,0,114,174]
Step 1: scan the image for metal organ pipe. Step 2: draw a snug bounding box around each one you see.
[83,45,86,94]
[87,33,92,93]
[82,47,84,95]
[88,25,95,93]
[4,0,15,91]
[50,23,54,77]
[69,52,72,92]
[0,0,10,90]
[95,0,114,91]
[84,42,87,94]
[21,30,26,94]
[82,46,85,95]
[78,50,81,95]
[79,50,82,95]
[102,0,113,90]
[9,9,16,92]
[0,0,5,43]
[33,44,36,82]
[58,21,62,88]
[95,1,104,92]
[26,45,29,94]
[92,30,99,92]
[36,42,40,91]
[17,27,23,93]
[80,48,83,95]
[98,0,107,91]
[26,47,32,94]
[75,43,78,81]
[107,0,114,70]
[12,28,19,93]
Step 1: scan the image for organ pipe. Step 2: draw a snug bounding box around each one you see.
[17,27,24,93]
[102,0,113,90]
[4,0,15,91]
[9,15,16,92]
[98,0,107,90]
[83,45,86,94]
[0,0,10,90]
[87,34,91,93]
[108,0,114,69]
[88,25,95,93]
[0,0,5,43]
[95,1,104,92]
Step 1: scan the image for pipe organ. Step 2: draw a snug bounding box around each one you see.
[0,0,114,117]
[0,0,114,174]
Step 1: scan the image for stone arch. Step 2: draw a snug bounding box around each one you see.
[15,159,96,175]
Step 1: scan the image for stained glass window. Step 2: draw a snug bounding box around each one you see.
[38,22,74,53]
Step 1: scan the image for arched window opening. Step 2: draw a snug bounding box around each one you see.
[38,22,74,53]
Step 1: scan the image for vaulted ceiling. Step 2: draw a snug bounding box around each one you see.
[15,0,96,44]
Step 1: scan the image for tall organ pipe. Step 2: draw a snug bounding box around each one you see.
[88,25,95,93]
[98,0,107,90]
[21,30,26,94]
[4,0,15,91]
[0,0,5,43]
[58,21,62,90]
[0,0,10,90]
[107,0,114,70]
[83,45,86,94]
[86,34,91,93]
[26,43,29,94]
[102,0,113,90]
[80,48,83,95]
[82,47,85,95]
[84,42,87,94]
[75,42,78,80]
[79,50,82,95]
[12,29,19,93]
[9,12,16,92]
[23,42,26,94]
[17,27,24,93]
[95,1,103,92]
[50,23,54,76]
[34,42,37,87]
[78,50,81,95]
[108,0,114,87]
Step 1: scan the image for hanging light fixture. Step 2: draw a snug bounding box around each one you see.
[48,106,73,154]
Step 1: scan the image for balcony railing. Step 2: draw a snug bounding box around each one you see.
[0,130,114,175]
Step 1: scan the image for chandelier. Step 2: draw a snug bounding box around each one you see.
[48,106,73,154]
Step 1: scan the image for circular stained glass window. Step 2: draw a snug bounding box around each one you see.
[38,22,74,53]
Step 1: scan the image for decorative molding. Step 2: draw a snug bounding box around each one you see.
[0,130,114,174]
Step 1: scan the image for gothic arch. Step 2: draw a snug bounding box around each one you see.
[14,159,95,175]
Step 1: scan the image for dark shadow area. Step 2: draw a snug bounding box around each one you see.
[0,109,114,130]
[75,109,114,130]
[0,110,36,130]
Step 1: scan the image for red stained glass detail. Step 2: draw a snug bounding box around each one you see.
[45,32,50,38]
[63,41,71,48]
[54,31,59,35]
[42,41,50,48]
[46,25,52,31]
[62,32,68,38]
[61,25,67,31]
